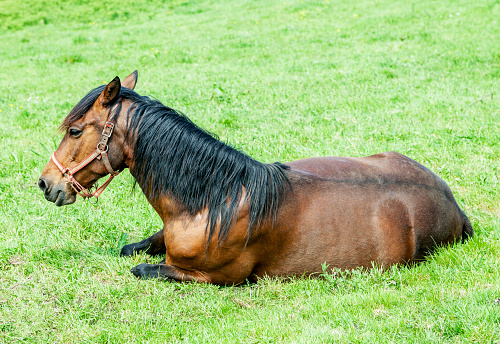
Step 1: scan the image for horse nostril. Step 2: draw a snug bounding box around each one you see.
[38,178,48,192]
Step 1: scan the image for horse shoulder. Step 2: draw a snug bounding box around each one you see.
[163,199,257,281]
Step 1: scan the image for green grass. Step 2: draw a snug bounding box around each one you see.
[1,0,500,342]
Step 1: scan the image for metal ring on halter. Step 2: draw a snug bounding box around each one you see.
[97,142,109,152]
[87,183,100,204]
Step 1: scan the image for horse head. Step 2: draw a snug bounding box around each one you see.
[38,71,138,205]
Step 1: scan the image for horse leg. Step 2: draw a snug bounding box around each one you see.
[120,229,166,256]
[130,263,211,283]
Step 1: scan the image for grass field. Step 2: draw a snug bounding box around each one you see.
[1,0,500,342]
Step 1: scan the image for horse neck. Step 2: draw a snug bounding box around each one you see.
[117,98,290,243]
[114,100,136,169]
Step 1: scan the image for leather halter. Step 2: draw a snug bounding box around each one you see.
[51,99,122,201]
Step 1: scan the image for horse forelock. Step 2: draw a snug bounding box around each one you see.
[60,85,106,131]
[59,85,144,131]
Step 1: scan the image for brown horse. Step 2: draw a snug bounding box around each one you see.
[39,71,473,284]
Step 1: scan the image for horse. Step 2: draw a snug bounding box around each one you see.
[38,71,473,284]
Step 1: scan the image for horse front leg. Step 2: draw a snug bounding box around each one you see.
[130,263,212,283]
[120,229,166,256]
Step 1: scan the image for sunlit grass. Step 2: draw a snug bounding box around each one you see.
[0,0,499,342]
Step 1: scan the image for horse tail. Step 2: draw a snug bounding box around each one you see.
[460,210,474,243]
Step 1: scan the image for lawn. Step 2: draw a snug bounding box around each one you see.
[0,0,499,342]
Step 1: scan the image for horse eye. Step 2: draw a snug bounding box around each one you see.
[69,128,83,137]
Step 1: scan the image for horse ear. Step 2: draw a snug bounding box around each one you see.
[122,70,138,90]
[98,76,121,107]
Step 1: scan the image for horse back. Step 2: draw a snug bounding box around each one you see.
[286,151,450,191]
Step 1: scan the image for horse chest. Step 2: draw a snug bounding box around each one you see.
[163,217,207,260]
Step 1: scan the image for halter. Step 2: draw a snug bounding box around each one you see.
[51,99,122,201]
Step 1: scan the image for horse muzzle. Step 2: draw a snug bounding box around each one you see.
[38,177,76,206]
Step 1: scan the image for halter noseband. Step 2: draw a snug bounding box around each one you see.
[51,99,122,201]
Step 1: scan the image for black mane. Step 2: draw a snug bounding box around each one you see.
[63,85,291,244]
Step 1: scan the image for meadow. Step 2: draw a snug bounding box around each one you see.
[0,0,499,342]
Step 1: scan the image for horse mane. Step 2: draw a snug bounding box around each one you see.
[62,85,291,244]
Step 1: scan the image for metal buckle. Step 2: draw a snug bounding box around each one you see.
[102,122,114,137]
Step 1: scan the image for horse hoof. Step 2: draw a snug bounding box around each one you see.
[131,264,161,279]
[130,265,140,277]
[120,244,136,257]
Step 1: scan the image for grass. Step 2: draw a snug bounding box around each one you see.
[0,0,499,342]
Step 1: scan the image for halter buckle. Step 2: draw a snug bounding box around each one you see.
[102,122,114,137]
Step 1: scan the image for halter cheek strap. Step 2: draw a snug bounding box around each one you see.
[51,99,122,201]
